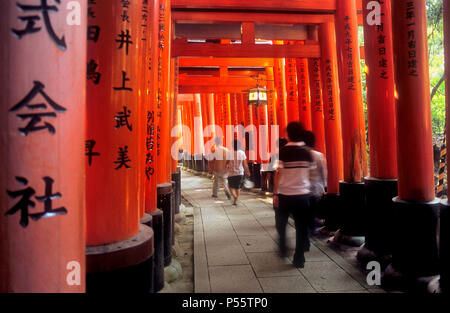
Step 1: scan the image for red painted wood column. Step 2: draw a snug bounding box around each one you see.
[0,0,87,293]
[307,25,326,159]
[237,94,246,126]
[258,99,270,163]
[296,44,312,131]
[235,94,246,147]
[392,1,435,202]
[193,94,205,170]
[157,0,172,184]
[336,0,368,184]
[386,0,439,279]
[244,94,257,162]
[359,0,399,258]
[181,102,191,159]
[201,94,210,134]
[224,93,233,148]
[207,94,217,140]
[308,57,326,155]
[272,43,288,138]
[253,102,261,162]
[285,41,300,124]
[145,0,160,213]
[86,0,141,246]
[84,0,154,291]
[336,0,369,237]
[266,67,279,153]
[138,0,153,220]
[230,93,239,126]
[188,100,195,167]
[214,94,225,142]
[170,57,180,174]
[363,0,398,180]
[442,0,450,293]
[319,23,344,231]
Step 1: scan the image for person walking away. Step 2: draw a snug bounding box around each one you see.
[303,130,327,249]
[267,137,288,193]
[209,137,231,199]
[226,139,250,205]
[273,122,314,268]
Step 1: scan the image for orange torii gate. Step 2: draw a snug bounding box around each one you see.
[3,0,448,294]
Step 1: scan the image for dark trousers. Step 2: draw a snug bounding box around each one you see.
[276,194,311,264]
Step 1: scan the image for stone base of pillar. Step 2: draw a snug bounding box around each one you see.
[140,213,153,228]
[253,163,261,189]
[357,177,398,263]
[384,263,440,293]
[86,224,154,293]
[427,276,442,293]
[157,183,173,267]
[440,199,449,293]
[172,170,181,214]
[248,161,253,177]
[164,259,183,284]
[321,193,341,232]
[202,156,207,173]
[384,197,440,286]
[150,209,164,292]
[339,181,366,237]
[330,229,365,247]
[260,171,269,192]
[193,155,203,174]
[171,181,176,246]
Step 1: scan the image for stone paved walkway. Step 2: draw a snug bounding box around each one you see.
[182,170,385,293]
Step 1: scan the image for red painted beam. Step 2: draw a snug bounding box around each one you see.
[172,39,321,58]
[172,11,335,24]
[179,57,274,67]
[171,0,337,12]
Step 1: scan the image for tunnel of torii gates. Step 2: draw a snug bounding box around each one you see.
[0,0,449,293]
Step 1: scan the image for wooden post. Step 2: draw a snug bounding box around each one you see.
[308,58,326,155]
[359,0,399,259]
[335,0,368,237]
[84,0,154,292]
[319,23,345,231]
[285,41,300,124]
[156,0,172,184]
[319,23,344,196]
[387,0,439,280]
[296,44,312,130]
[145,0,160,213]
[336,0,368,184]
[0,0,87,293]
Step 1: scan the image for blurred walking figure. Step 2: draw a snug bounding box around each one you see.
[273,122,314,268]
[226,139,250,205]
[304,130,327,249]
[209,137,231,199]
[266,137,289,193]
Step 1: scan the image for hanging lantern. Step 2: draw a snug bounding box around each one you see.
[246,86,268,106]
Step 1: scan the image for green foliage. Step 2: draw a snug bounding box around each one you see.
[427,0,446,136]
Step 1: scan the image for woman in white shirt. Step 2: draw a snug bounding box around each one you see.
[226,139,250,205]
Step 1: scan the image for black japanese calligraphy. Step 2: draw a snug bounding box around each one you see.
[10,81,66,136]
[114,106,133,131]
[86,139,100,166]
[12,0,67,50]
[6,176,67,228]
[114,146,131,170]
